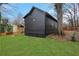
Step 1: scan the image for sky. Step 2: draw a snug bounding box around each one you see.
[1,3,55,22]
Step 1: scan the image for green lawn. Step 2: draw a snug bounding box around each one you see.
[0,35,79,56]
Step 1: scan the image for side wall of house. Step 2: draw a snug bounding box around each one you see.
[24,9,45,35]
[45,16,57,35]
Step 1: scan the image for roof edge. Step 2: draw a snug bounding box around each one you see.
[23,6,57,22]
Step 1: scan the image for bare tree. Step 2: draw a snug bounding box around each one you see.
[0,3,8,24]
[55,3,63,35]
[0,3,17,32]
[63,3,79,30]
[13,13,24,26]
[0,3,2,24]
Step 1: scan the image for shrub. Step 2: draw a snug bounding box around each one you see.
[71,32,76,42]
[7,24,13,32]
[0,24,5,32]
[0,24,13,33]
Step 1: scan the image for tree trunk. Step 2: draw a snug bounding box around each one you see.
[74,3,76,30]
[55,3,63,35]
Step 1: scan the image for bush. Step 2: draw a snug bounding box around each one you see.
[0,24,5,32]
[7,24,13,32]
[0,24,13,33]
[71,32,76,42]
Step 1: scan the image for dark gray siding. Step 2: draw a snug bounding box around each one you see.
[25,9,45,35]
[45,16,57,35]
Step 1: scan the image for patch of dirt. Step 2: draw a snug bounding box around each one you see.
[48,30,79,41]
[0,32,13,36]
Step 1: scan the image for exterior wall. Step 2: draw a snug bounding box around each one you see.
[13,25,24,34]
[45,16,57,35]
[13,25,18,33]
[25,9,45,35]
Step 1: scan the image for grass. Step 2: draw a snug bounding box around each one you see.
[0,35,79,56]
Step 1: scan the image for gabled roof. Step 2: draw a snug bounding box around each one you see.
[24,6,57,22]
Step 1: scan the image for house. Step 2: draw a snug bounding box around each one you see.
[13,24,24,34]
[24,7,57,37]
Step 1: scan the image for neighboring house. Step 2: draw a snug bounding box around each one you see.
[13,24,24,34]
[24,7,57,37]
